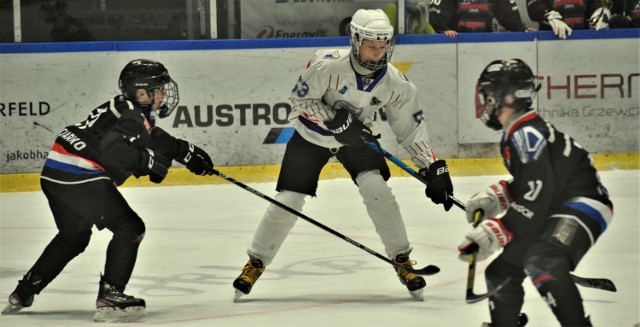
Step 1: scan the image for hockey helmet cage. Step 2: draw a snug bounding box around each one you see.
[350,9,395,72]
[476,59,536,130]
[118,59,179,118]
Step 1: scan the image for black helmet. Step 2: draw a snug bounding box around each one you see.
[476,59,536,130]
[118,59,179,118]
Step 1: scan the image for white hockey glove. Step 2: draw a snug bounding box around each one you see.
[544,10,572,39]
[458,218,513,262]
[465,180,512,223]
[590,7,611,30]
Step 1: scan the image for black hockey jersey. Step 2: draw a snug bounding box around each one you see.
[527,0,602,29]
[41,96,182,186]
[498,111,613,238]
[610,0,640,27]
[429,0,528,32]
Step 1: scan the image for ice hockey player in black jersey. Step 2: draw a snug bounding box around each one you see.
[1,59,215,322]
[458,59,613,326]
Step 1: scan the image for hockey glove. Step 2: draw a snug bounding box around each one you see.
[465,180,512,223]
[176,140,214,176]
[544,10,572,39]
[419,160,454,211]
[589,7,611,30]
[140,149,170,184]
[608,14,632,28]
[325,110,374,148]
[458,218,512,262]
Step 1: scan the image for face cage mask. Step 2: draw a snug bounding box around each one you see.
[351,38,394,72]
[154,79,179,119]
[477,89,504,131]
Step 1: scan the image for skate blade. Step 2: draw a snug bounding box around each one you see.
[93,306,145,323]
[409,289,424,301]
[1,303,24,315]
[233,289,245,302]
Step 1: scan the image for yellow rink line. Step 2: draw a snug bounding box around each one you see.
[1,152,638,193]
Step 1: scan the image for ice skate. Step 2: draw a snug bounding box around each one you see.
[2,272,40,315]
[93,277,145,323]
[481,313,528,327]
[394,253,426,301]
[233,256,265,302]
[2,291,34,315]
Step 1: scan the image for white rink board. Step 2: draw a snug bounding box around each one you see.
[458,37,640,145]
[1,32,638,174]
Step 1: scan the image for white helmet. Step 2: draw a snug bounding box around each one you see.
[350,9,395,72]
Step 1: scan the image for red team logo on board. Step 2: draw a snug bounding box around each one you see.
[257,26,275,38]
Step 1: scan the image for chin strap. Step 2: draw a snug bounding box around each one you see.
[349,52,379,76]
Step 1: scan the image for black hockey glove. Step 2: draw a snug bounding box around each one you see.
[325,110,375,148]
[175,140,215,176]
[140,149,170,184]
[419,160,454,211]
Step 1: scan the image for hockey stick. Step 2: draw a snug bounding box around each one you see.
[465,210,511,303]
[211,168,440,276]
[363,139,465,210]
[571,274,617,292]
[363,142,617,292]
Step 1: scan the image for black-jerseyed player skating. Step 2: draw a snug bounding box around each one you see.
[2,59,215,322]
[458,59,613,326]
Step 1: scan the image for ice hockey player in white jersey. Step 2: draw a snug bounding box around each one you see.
[232,8,454,302]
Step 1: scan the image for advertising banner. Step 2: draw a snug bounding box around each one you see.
[457,36,640,154]
[239,0,389,38]
[536,38,640,153]
[1,32,638,175]
[0,41,459,174]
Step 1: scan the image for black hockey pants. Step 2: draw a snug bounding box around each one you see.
[24,178,145,293]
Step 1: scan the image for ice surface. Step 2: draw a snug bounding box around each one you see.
[1,170,638,326]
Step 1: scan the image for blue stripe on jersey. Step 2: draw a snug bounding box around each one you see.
[275,127,295,144]
[44,159,105,175]
[355,65,388,92]
[564,201,607,233]
[297,116,333,136]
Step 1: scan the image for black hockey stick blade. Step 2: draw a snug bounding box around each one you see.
[408,264,440,276]
[572,274,617,292]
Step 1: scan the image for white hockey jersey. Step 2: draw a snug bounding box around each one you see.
[289,48,438,169]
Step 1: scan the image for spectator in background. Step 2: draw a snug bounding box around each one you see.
[40,0,94,42]
[527,0,603,39]
[589,0,640,29]
[165,14,187,39]
[386,1,437,34]
[429,0,535,38]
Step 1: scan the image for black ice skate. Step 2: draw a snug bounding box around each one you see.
[394,253,427,301]
[1,272,41,315]
[233,256,265,302]
[94,277,145,323]
[481,313,529,327]
[2,291,35,315]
